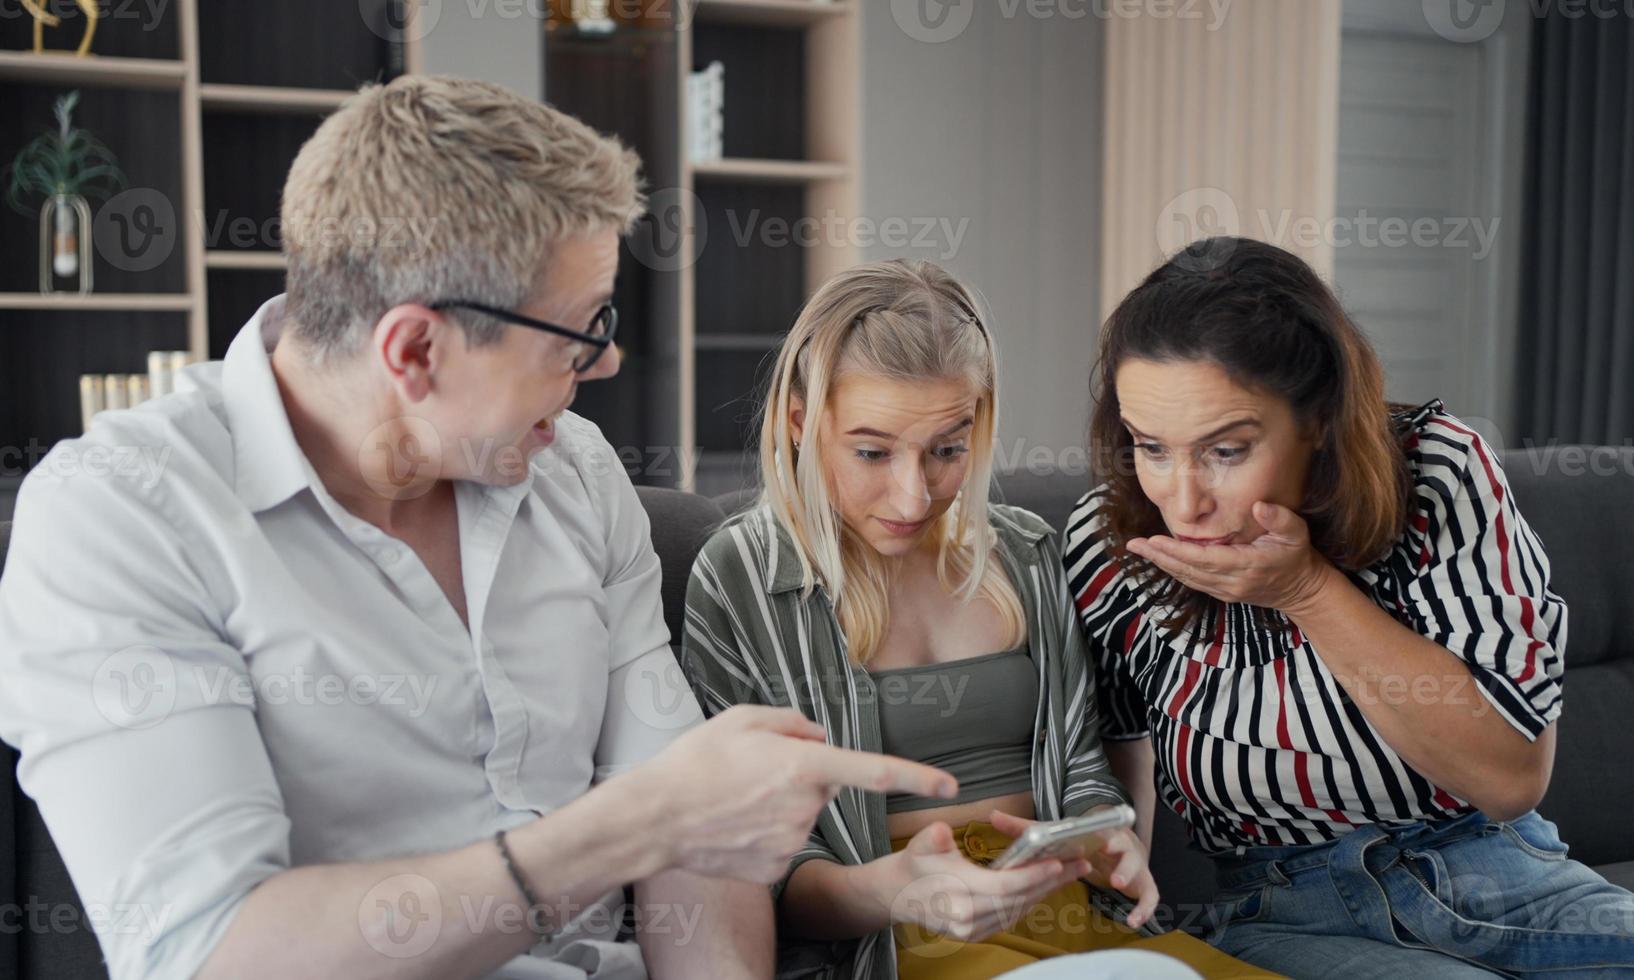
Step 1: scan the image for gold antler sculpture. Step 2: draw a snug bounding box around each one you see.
[20,0,100,57]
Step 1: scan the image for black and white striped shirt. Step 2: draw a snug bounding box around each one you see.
[1063,407,1568,853]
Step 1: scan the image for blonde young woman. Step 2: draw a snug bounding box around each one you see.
[680,260,1268,979]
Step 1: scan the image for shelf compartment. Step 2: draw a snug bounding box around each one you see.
[695,349,778,453]
[197,0,409,90]
[691,21,807,161]
[206,268,284,359]
[0,85,187,295]
[200,113,323,254]
[0,309,189,464]
[693,182,808,339]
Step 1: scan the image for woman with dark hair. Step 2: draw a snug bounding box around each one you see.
[1065,237,1634,977]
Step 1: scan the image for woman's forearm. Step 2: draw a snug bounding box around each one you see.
[778,855,900,941]
[1105,738,1157,850]
[1286,564,1554,819]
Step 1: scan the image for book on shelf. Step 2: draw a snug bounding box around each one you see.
[78,350,199,433]
[687,61,725,163]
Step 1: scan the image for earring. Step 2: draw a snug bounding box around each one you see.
[793,441,801,451]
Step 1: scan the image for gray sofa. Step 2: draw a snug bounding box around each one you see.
[1,446,1630,976]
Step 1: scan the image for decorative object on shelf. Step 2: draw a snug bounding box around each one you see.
[4,91,125,296]
[19,0,101,56]
[80,359,180,432]
[146,349,194,398]
[550,0,616,36]
[687,61,725,163]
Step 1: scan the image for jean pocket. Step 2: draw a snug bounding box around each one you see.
[1499,812,1570,861]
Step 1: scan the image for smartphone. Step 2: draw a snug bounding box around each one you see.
[988,804,1137,870]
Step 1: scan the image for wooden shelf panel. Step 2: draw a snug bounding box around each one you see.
[693,0,853,27]
[200,83,353,114]
[0,293,195,312]
[691,157,851,183]
[0,51,186,89]
[205,250,286,271]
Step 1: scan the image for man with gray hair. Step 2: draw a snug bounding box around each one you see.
[0,75,955,980]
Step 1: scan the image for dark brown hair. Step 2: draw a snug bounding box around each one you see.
[1089,237,1416,633]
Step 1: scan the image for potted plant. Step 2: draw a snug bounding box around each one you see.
[4,91,125,294]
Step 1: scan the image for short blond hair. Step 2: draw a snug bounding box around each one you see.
[280,74,645,359]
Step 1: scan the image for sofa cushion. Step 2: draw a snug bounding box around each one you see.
[1500,446,1634,669]
[1597,860,1634,894]
[633,487,726,645]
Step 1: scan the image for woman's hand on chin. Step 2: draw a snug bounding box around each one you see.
[1126,500,1337,616]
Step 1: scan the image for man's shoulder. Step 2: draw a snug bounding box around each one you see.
[531,410,630,494]
[15,373,236,525]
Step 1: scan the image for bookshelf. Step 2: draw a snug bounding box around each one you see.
[0,1,422,473]
[545,0,861,493]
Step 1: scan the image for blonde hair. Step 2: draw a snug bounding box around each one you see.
[757,259,1026,665]
[280,74,645,361]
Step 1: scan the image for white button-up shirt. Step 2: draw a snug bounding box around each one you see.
[0,296,703,980]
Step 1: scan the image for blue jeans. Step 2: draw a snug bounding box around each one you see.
[1203,811,1634,978]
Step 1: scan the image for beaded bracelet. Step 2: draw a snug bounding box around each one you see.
[494,829,548,936]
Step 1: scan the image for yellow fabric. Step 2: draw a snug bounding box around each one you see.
[889,822,1281,980]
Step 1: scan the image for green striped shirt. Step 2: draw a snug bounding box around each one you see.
[681,502,1131,979]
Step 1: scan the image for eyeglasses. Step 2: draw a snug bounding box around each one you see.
[430,300,618,372]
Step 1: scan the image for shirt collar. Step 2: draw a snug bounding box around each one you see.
[221,294,325,513]
[760,499,1048,595]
